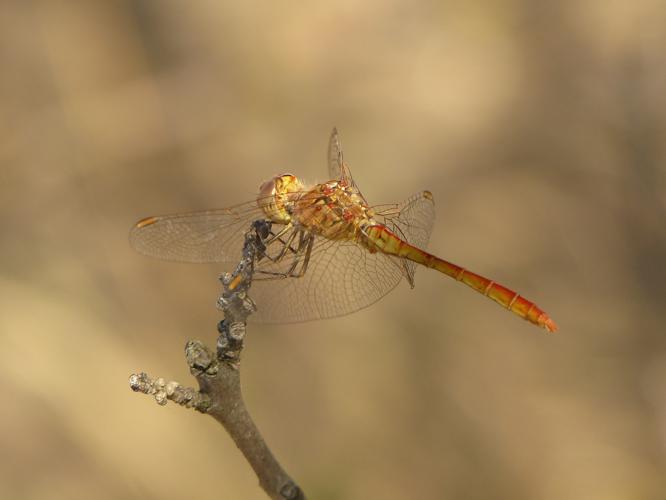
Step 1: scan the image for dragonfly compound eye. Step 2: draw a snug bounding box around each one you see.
[257,174,304,224]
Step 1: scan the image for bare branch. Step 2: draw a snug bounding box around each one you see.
[130,221,306,500]
[129,372,211,411]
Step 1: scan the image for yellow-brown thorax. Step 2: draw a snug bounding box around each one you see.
[257,174,375,242]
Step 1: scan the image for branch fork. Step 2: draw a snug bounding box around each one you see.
[130,221,306,500]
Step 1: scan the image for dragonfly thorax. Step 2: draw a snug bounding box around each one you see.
[257,173,305,224]
[291,179,374,242]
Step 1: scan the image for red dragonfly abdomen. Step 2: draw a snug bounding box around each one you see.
[363,225,558,333]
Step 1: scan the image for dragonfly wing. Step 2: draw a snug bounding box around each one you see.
[250,238,404,323]
[327,127,344,180]
[327,127,357,187]
[129,201,265,263]
[380,190,436,286]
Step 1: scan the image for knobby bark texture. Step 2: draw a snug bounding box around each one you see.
[130,222,306,500]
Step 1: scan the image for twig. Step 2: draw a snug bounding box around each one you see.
[130,221,306,500]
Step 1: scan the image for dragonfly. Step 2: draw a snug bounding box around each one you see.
[130,129,557,332]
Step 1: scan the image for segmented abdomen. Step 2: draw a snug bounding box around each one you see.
[363,225,558,332]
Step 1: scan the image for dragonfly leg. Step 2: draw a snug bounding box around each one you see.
[288,233,314,278]
[267,232,314,279]
[262,223,292,247]
[259,227,300,264]
[273,228,303,261]
[254,232,314,280]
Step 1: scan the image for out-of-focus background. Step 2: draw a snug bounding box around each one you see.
[1,1,665,499]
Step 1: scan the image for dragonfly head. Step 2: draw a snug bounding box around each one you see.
[258,174,304,224]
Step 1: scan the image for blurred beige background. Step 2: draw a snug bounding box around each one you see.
[1,1,665,499]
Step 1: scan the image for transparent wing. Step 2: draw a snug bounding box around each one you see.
[327,127,356,188]
[327,127,344,180]
[130,185,436,323]
[251,237,405,323]
[129,200,266,263]
[248,191,435,323]
[375,190,436,287]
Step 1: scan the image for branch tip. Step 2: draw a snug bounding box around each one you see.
[128,372,210,411]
